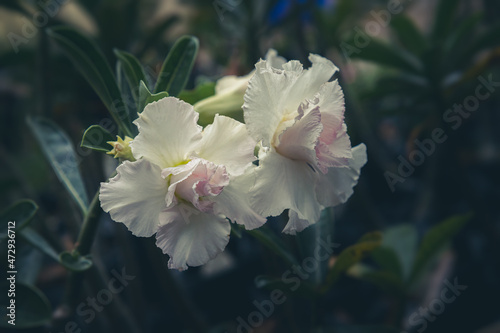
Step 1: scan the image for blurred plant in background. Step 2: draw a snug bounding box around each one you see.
[1,0,500,332]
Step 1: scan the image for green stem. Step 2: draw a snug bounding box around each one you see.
[75,191,101,255]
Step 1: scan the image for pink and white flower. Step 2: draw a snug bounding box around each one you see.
[99,97,265,270]
[243,54,367,234]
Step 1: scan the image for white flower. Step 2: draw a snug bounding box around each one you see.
[99,97,265,270]
[243,54,367,235]
[193,49,287,125]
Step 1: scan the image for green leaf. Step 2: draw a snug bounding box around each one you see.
[139,80,169,112]
[456,21,500,67]
[431,0,460,42]
[0,282,52,328]
[154,35,199,96]
[321,231,382,292]
[81,125,115,152]
[371,246,403,279]
[178,81,216,105]
[254,275,315,297]
[20,227,59,262]
[390,15,427,56]
[47,26,132,136]
[28,117,89,214]
[382,224,418,280]
[409,213,472,285]
[0,200,38,240]
[59,251,93,272]
[247,226,299,267]
[114,49,147,105]
[348,38,423,74]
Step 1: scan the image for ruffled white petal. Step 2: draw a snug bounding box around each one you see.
[99,159,167,237]
[243,60,302,147]
[283,210,313,235]
[132,97,202,168]
[315,144,367,207]
[194,115,256,176]
[250,151,321,231]
[265,49,287,69]
[155,204,230,270]
[214,168,266,230]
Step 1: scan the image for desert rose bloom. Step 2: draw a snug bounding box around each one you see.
[100,97,265,270]
[193,49,287,125]
[243,54,367,234]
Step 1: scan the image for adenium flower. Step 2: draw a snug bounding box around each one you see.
[100,97,265,270]
[243,54,367,234]
[193,49,287,125]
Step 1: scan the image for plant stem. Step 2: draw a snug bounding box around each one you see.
[75,191,101,255]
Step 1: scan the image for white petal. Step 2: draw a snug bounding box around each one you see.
[214,168,266,230]
[132,97,202,168]
[276,106,322,165]
[282,55,339,113]
[99,159,167,237]
[315,144,367,207]
[316,80,345,124]
[243,60,302,147]
[215,72,253,95]
[155,205,230,270]
[194,115,256,176]
[250,151,322,229]
[265,49,287,69]
[283,210,313,235]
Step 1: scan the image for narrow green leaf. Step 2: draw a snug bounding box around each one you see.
[0,283,52,328]
[178,81,216,105]
[382,224,418,280]
[371,246,404,279]
[154,35,199,96]
[47,26,132,136]
[390,15,427,55]
[20,227,59,262]
[114,49,147,105]
[456,21,500,67]
[139,80,169,112]
[409,213,472,285]
[321,231,382,292]
[431,0,460,42]
[0,200,38,240]
[59,251,93,272]
[247,226,299,267]
[81,125,114,152]
[349,38,423,74]
[28,117,89,214]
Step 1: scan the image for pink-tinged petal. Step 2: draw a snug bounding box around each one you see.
[195,115,256,176]
[162,159,229,213]
[315,144,367,207]
[132,97,202,168]
[214,167,267,230]
[276,107,323,165]
[99,159,167,237]
[316,123,352,173]
[243,60,303,147]
[250,151,322,231]
[156,204,230,271]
